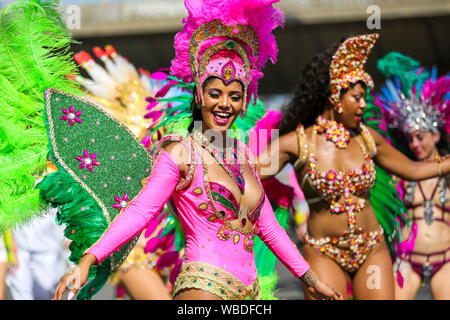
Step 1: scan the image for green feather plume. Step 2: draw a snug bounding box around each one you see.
[0,0,82,232]
[362,91,410,257]
[253,204,290,300]
[37,170,111,299]
[376,52,429,95]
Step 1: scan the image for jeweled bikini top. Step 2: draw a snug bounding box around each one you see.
[299,123,377,214]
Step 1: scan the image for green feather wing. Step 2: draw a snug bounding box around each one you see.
[363,92,410,257]
[38,89,154,299]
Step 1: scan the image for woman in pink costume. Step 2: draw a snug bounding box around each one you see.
[53,0,342,300]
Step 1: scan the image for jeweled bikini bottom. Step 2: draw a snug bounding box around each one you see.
[304,226,384,274]
[173,261,261,300]
[400,247,450,283]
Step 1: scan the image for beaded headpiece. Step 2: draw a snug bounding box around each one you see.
[170,0,284,117]
[376,64,450,136]
[330,34,379,109]
[394,94,442,134]
[374,52,450,136]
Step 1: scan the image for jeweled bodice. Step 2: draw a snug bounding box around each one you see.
[307,153,376,213]
[303,123,377,233]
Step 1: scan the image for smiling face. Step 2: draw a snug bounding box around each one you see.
[407,130,440,160]
[334,82,367,129]
[198,77,245,134]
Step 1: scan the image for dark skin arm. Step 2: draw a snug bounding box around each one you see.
[257,126,450,182]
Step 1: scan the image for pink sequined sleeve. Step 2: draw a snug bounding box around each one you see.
[257,195,310,278]
[86,150,180,264]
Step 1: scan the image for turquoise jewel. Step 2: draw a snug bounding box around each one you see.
[226,40,236,49]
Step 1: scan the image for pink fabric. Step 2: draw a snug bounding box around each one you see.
[256,193,309,278]
[261,177,293,209]
[397,180,418,255]
[87,147,309,286]
[248,110,282,156]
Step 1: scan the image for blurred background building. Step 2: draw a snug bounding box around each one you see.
[2,0,447,98]
[32,0,450,97]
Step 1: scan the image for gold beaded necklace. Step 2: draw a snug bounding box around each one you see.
[192,129,246,193]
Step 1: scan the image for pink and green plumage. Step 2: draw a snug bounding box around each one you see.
[170,0,284,106]
[375,52,450,139]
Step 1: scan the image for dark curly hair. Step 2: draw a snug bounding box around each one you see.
[279,36,349,135]
[437,130,449,156]
[187,85,202,133]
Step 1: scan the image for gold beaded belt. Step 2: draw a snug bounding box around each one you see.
[173,261,261,300]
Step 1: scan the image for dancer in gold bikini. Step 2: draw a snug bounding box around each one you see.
[257,34,450,299]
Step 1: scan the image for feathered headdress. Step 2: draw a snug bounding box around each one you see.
[170,0,284,116]
[329,33,379,112]
[375,52,450,137]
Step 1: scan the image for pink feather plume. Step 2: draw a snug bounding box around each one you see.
[170,0,284,104]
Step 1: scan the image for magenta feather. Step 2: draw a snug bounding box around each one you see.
[170,0,284,104]
[156,251,179,270]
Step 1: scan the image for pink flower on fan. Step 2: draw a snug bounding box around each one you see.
[75,150,100,172]
[112,193,129,210]
[61,105,82,126]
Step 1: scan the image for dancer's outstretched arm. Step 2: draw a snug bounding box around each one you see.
[370,128,450,181]
[257,131,299,180]
[53,146,185,300]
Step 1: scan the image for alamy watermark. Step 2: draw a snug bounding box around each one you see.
[64,5,81,30]
[366,5,381,30]
[366,265,381,289]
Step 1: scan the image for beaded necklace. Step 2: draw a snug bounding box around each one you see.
[192,142,256,252]
[192,129,246,193]
[316,116,350,149]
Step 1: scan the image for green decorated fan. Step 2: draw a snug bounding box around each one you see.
[38,88,153,299]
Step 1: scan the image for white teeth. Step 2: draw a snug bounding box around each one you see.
[214,112,231,118]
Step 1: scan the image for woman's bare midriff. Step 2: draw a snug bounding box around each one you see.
[298,126,381,240]
[405,177,450,264]
[305,199,382,241]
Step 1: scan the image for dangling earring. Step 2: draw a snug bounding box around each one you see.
[335,102,343,114]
